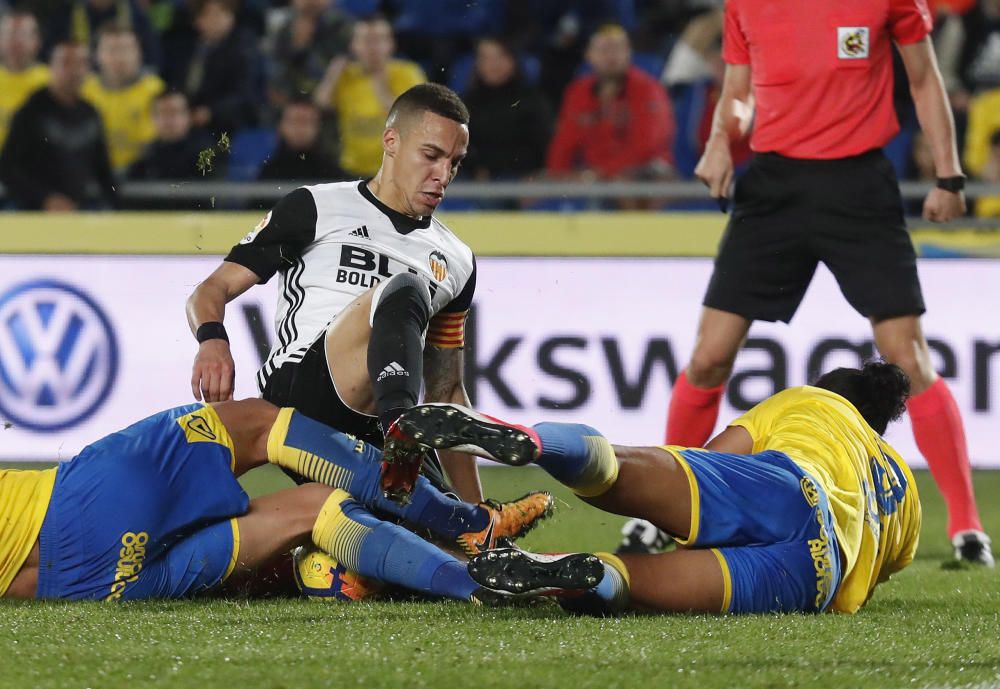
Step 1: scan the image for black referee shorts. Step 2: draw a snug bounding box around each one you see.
[703,149,925,323]
[261,334,453,493]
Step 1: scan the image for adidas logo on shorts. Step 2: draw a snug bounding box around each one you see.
[377,361,409,382]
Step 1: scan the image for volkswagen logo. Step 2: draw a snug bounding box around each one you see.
[0,279,118,431]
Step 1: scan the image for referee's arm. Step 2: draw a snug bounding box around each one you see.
[898,36,966,222]
[694,63,752,201]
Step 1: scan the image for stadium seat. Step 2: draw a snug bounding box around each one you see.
[524,197,592,212]
[226,128,277,182]
[631,51,666,79]
[884,123,917,179]
[575,51,667,80]
[669,80,712,179]
[437,197,480,212]
[339,0,380,18]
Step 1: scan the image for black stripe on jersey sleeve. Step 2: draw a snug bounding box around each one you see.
[442,254,477,312]
[225,187,318,283]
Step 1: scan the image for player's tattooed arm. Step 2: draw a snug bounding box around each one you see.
[423,346,484,503]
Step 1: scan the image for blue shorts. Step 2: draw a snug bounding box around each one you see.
[672,448,842,614]
[37,404,250,600]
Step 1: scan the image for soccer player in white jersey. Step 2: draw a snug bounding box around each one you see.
[186,84,551,544]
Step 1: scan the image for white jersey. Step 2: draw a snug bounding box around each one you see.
[225,180,477,391]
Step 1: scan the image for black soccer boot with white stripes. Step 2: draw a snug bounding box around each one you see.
[468,546,604,598]
[391,403,541,467]
[952,530,995,567]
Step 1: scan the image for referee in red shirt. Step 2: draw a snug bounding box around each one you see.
[665,0,993,565]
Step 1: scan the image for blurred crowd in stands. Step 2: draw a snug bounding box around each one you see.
[0,0,997,214]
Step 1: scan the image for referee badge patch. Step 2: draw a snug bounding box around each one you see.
[428,250,448,281]
[837,27,869,59]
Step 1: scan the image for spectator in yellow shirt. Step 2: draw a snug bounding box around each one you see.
[0,10,49,150]
[314,15,425,178]
[963,87,1000,178]
[975,130,1000,218]
[82,23,164,173]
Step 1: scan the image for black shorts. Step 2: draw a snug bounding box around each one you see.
[704,150,925,323]
[261,335,452,492]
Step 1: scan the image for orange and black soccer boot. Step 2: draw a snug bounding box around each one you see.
[455,492,555,558]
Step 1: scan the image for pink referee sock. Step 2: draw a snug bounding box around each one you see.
[665,370,726,446]
[907,377,983,537]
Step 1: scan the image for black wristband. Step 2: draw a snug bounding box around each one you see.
[196,321,229,344]
[936,175,966,192]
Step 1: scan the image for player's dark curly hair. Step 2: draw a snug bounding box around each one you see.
[387,83,470,127]
[812,360,910,435]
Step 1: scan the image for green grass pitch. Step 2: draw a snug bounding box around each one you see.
[1,467,998,689]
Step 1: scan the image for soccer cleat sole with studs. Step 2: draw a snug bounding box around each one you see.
[468,547,604,597]
[394,404,539,466]
[379,429,426,503]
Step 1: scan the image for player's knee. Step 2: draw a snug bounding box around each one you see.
[372,272,432,326]
[687,350,736,387]
[881,348,933,390]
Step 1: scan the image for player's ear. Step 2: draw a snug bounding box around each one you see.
[383,126,399,157]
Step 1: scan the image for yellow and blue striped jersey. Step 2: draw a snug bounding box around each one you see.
[0,64,50,149]
[0,468,57,596]
[731,386,921,613]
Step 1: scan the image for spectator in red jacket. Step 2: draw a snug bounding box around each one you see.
[546,23,674,199]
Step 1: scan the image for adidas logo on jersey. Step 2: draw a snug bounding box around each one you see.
[377,361,409,381]
[349,225,371,239]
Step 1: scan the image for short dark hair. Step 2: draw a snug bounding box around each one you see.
[285,94,320,110]
[813,360,910,435]
[96,21,137,42]
[1,8,41,25]
[386,83,470,129]
[355,12,392,28]
[50,39,88,57]
[193,0,237,15]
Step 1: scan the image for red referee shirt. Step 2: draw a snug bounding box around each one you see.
[546,65,674,178]
[724,0,933,159]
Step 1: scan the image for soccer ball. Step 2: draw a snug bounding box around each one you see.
[291,546,383,602]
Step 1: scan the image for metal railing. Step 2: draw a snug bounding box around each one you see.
[113,179,1000,203]
[3,180,1000,227]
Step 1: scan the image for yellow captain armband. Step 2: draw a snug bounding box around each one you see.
[427,310,468,349]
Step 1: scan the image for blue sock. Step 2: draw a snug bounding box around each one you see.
[593,564,627,607]
[337,499,480,600]
[398,477,489,539]
[532,423,618,497]
[269,409,487,538]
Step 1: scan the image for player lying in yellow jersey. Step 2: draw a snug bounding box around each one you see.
[386,361,922,614]
[0,399,553,602]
